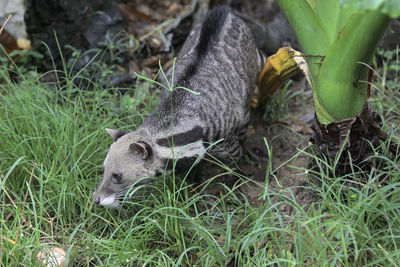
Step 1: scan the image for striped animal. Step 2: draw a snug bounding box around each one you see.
[93,7,263,206]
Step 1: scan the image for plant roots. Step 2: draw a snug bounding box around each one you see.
[309,104,388,178]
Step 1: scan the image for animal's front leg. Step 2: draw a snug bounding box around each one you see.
[209,134,242,170]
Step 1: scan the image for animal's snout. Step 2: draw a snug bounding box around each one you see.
[94,196,100,205]
[91,191,116,207]
[92,191,101,205]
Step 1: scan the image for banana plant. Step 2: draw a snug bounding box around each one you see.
[275,0,400,173]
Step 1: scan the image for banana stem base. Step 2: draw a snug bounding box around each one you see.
[309,104,389,178]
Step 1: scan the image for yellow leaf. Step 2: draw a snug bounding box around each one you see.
[17,38,31,50]
[253,46,301,108]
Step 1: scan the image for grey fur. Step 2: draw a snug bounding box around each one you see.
[93,7,263,207]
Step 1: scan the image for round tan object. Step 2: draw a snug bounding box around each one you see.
[37,247,66,267]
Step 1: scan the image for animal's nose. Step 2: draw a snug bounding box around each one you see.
[94,196,100,205]
[92,192,101,205]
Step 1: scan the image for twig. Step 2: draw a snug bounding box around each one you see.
[0,14,12,36]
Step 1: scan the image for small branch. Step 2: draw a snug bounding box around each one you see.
[0,14,12,36]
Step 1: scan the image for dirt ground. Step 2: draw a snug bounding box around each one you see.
[196,76,319,214]
[239,77,317,210]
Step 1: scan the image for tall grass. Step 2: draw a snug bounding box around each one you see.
[1,49,400,266]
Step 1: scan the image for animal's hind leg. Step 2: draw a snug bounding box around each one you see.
[227,134,242,164]
[205,134,241,187]
[212,134,242,169]
[238,110,250,144]
[215,115,250,166]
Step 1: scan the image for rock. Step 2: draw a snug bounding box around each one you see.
[37,247,67,267]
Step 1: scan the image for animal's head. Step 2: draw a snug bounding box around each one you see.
[93,128,163,207]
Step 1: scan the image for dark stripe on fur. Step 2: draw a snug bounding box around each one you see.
[179,6,230,84]
[196,6,230,59]
[157,126,204,147]
[164,157,198,173]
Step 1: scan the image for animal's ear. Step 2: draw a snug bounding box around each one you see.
[106,128,127,141]
[129,141,152,160]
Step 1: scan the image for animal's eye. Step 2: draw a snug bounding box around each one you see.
[111,173,122,184]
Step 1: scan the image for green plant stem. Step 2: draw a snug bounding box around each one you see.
[275,0,331,84]
[276,0,393,124]
[315,11,392,123]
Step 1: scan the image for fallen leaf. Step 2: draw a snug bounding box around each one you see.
[0,28,18,53]
[129,60,141,79]
[299,111,314,124]
[167,3,180,15]
[292,49,312,88]
[253,46,300,108]
[118,4,152,22]
[291,120,313,134]
[141,54,169,69]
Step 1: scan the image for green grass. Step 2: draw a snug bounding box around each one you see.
[1,50,400,266]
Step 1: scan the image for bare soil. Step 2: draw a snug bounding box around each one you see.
[243,78,318,210]
[198,77,319,214]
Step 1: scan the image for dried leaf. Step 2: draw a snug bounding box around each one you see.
[300,111,314,124]
[0,28,18,53]
[253,46,300,108]
[118,4,152,22]
[167,3,180,15]
[292,49,312,87]
[128,60,141,79]
[291,120,313,134]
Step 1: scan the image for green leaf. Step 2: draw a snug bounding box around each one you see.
[315,0,341,43]
[339,0,400,18]
[315,11,392,123]
[276,0,332,89]
[277,0,394,124]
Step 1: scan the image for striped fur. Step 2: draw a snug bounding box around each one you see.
[93,7,263,207]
